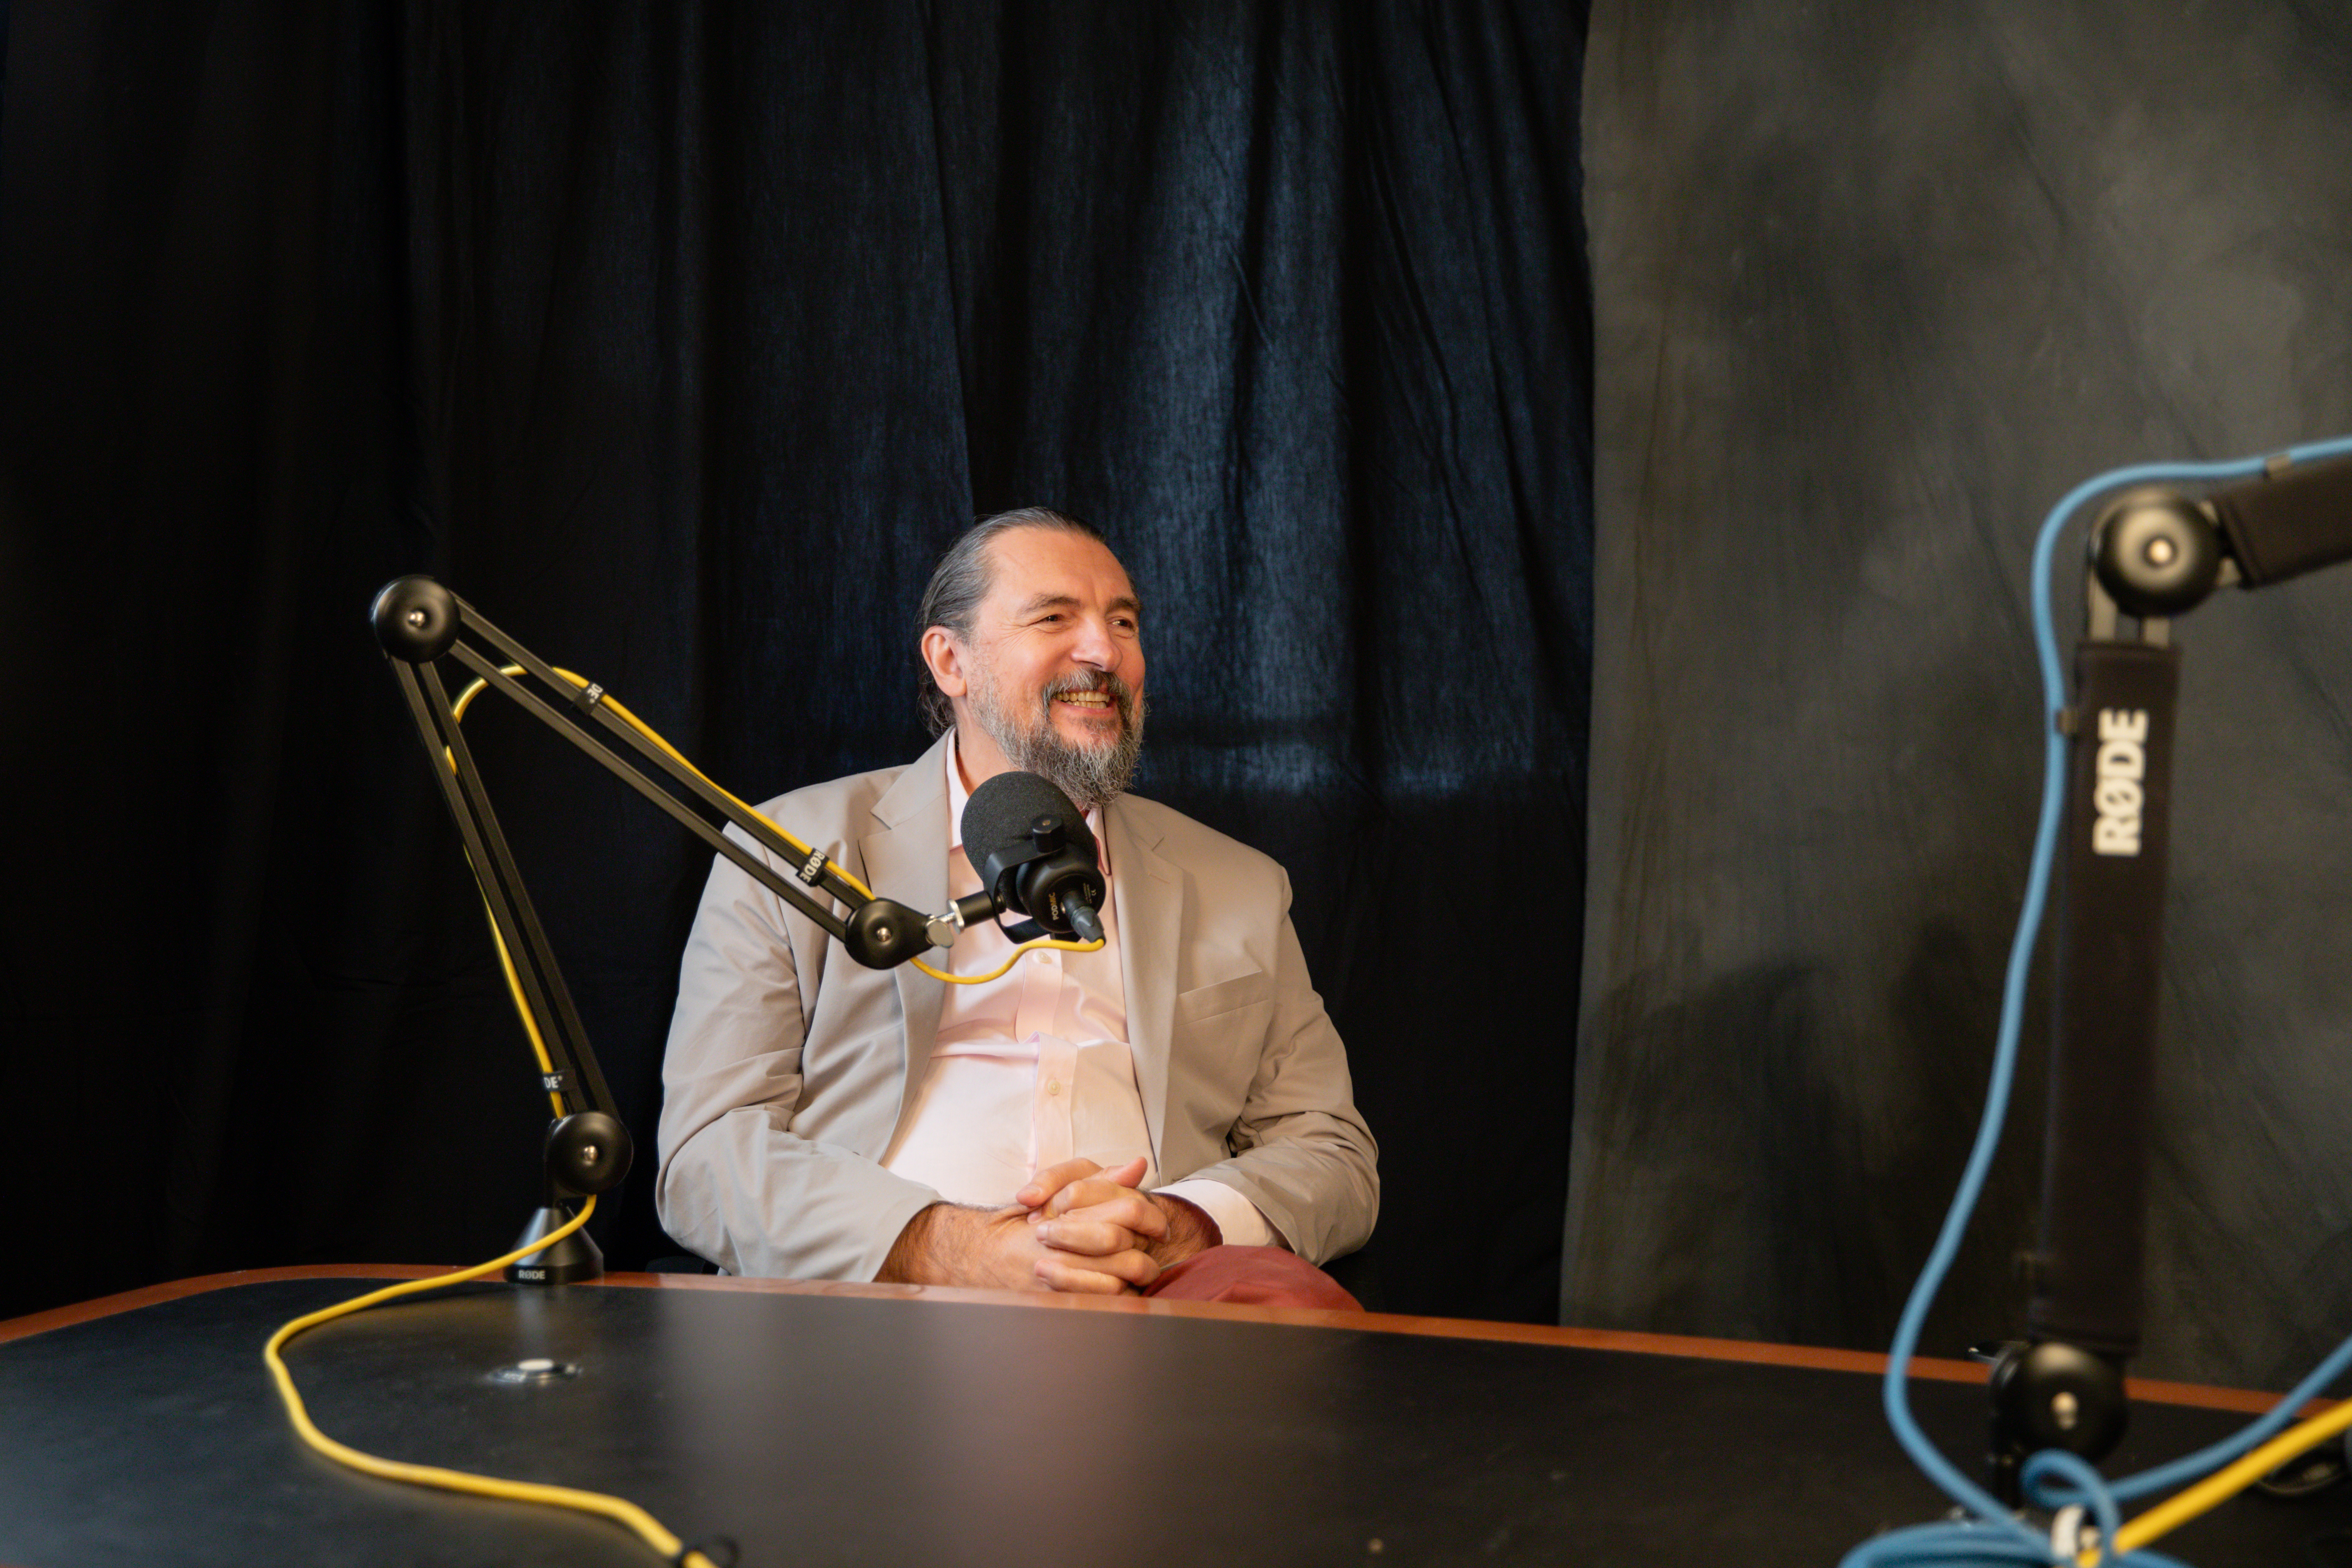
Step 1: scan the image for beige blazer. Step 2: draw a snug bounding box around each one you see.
[654,730,1379,1282]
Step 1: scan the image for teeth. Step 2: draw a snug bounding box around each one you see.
[1055,692,1112,706]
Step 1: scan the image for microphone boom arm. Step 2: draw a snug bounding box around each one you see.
[1990,459,2352,1499]
[370,574,948,1281]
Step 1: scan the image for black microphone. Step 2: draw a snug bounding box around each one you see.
[960,772,1108,944]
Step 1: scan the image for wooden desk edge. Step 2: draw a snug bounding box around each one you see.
[0,1266,2310,1418]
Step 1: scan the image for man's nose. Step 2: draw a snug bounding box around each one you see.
[1069,614,1119,670]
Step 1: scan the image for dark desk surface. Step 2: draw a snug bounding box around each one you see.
[4,1269,2347,1567]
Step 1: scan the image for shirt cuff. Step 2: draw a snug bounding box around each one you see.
[1156,1179,1280,1251]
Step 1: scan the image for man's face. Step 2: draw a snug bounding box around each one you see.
[939,527,1146,810]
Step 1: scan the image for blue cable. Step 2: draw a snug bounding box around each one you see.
[1849,435,2352,1568]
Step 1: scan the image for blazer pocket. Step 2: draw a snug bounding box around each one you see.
[1173,971,1276,1024]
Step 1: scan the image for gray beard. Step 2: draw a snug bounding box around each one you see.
[966,668,1146,813]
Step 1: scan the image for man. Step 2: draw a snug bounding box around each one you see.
[655,507,1377,1303]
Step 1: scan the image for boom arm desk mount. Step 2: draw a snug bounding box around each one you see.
[369,574,978,1284]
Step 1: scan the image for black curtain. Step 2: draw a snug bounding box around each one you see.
[1,3,1592,1324]
[1569,0,2352,1387]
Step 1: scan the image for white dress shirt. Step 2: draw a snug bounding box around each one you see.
[876,736,1275,1248]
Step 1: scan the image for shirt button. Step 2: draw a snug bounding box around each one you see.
[1045,1080,1062,1096]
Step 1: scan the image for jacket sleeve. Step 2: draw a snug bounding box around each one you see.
[1170,872,1380,1266]
[653,829,943,1281]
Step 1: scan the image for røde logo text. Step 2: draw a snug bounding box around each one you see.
[2091,709,2148,857]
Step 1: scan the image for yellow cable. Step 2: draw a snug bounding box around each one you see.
[275,662,722,1562]
[450,665,1108,985]
[262,1197,724,1568]
[340,649,1099,1559]
[910,939,1103,985]
[2095,1395,2352,1561]
[451,665,876,899]
[480,885,567,1118]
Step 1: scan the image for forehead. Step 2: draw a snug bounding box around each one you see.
[978,527,1136,610]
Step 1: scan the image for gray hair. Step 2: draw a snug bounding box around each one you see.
[915,506,1108,735]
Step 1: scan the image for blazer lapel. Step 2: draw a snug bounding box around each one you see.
[863,732,953,1132]
[1108,797,1183,1165]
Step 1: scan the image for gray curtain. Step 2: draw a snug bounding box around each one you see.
[1567,0,2352,1388]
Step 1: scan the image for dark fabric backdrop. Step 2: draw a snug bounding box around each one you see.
[1568,0,2352,1387]
[1,3,1592,1324]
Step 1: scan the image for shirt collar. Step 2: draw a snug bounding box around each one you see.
[944,728,1111,877]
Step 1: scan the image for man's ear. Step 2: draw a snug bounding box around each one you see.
[920,626,968,698]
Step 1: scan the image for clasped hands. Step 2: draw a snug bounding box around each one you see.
[1018,1155,1204,1295]
[879,1156,1219,1296]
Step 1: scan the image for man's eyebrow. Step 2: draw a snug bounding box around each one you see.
[1012,591,1144,618]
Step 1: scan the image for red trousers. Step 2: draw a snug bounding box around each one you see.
[1141,1245,1361,1311]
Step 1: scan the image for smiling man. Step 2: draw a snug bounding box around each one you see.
[654,507,1379,1304]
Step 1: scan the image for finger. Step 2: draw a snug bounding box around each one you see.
[1033,1219,1145,1258]
[1041,1178,1167,1231]
[1014,1157,1106,1209]
[1032,1256,1134,1295]
[1039,1178,1111,1219]
[1072,1194,1169,1240]
[1045,1188,1168,1237]
[1030,1156,1148,1214]
[1036,1247,1159,1294]
[1096,1246,1161,1290]
[1074,1243,1157,1290]
[1043,1191,1170,1240]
